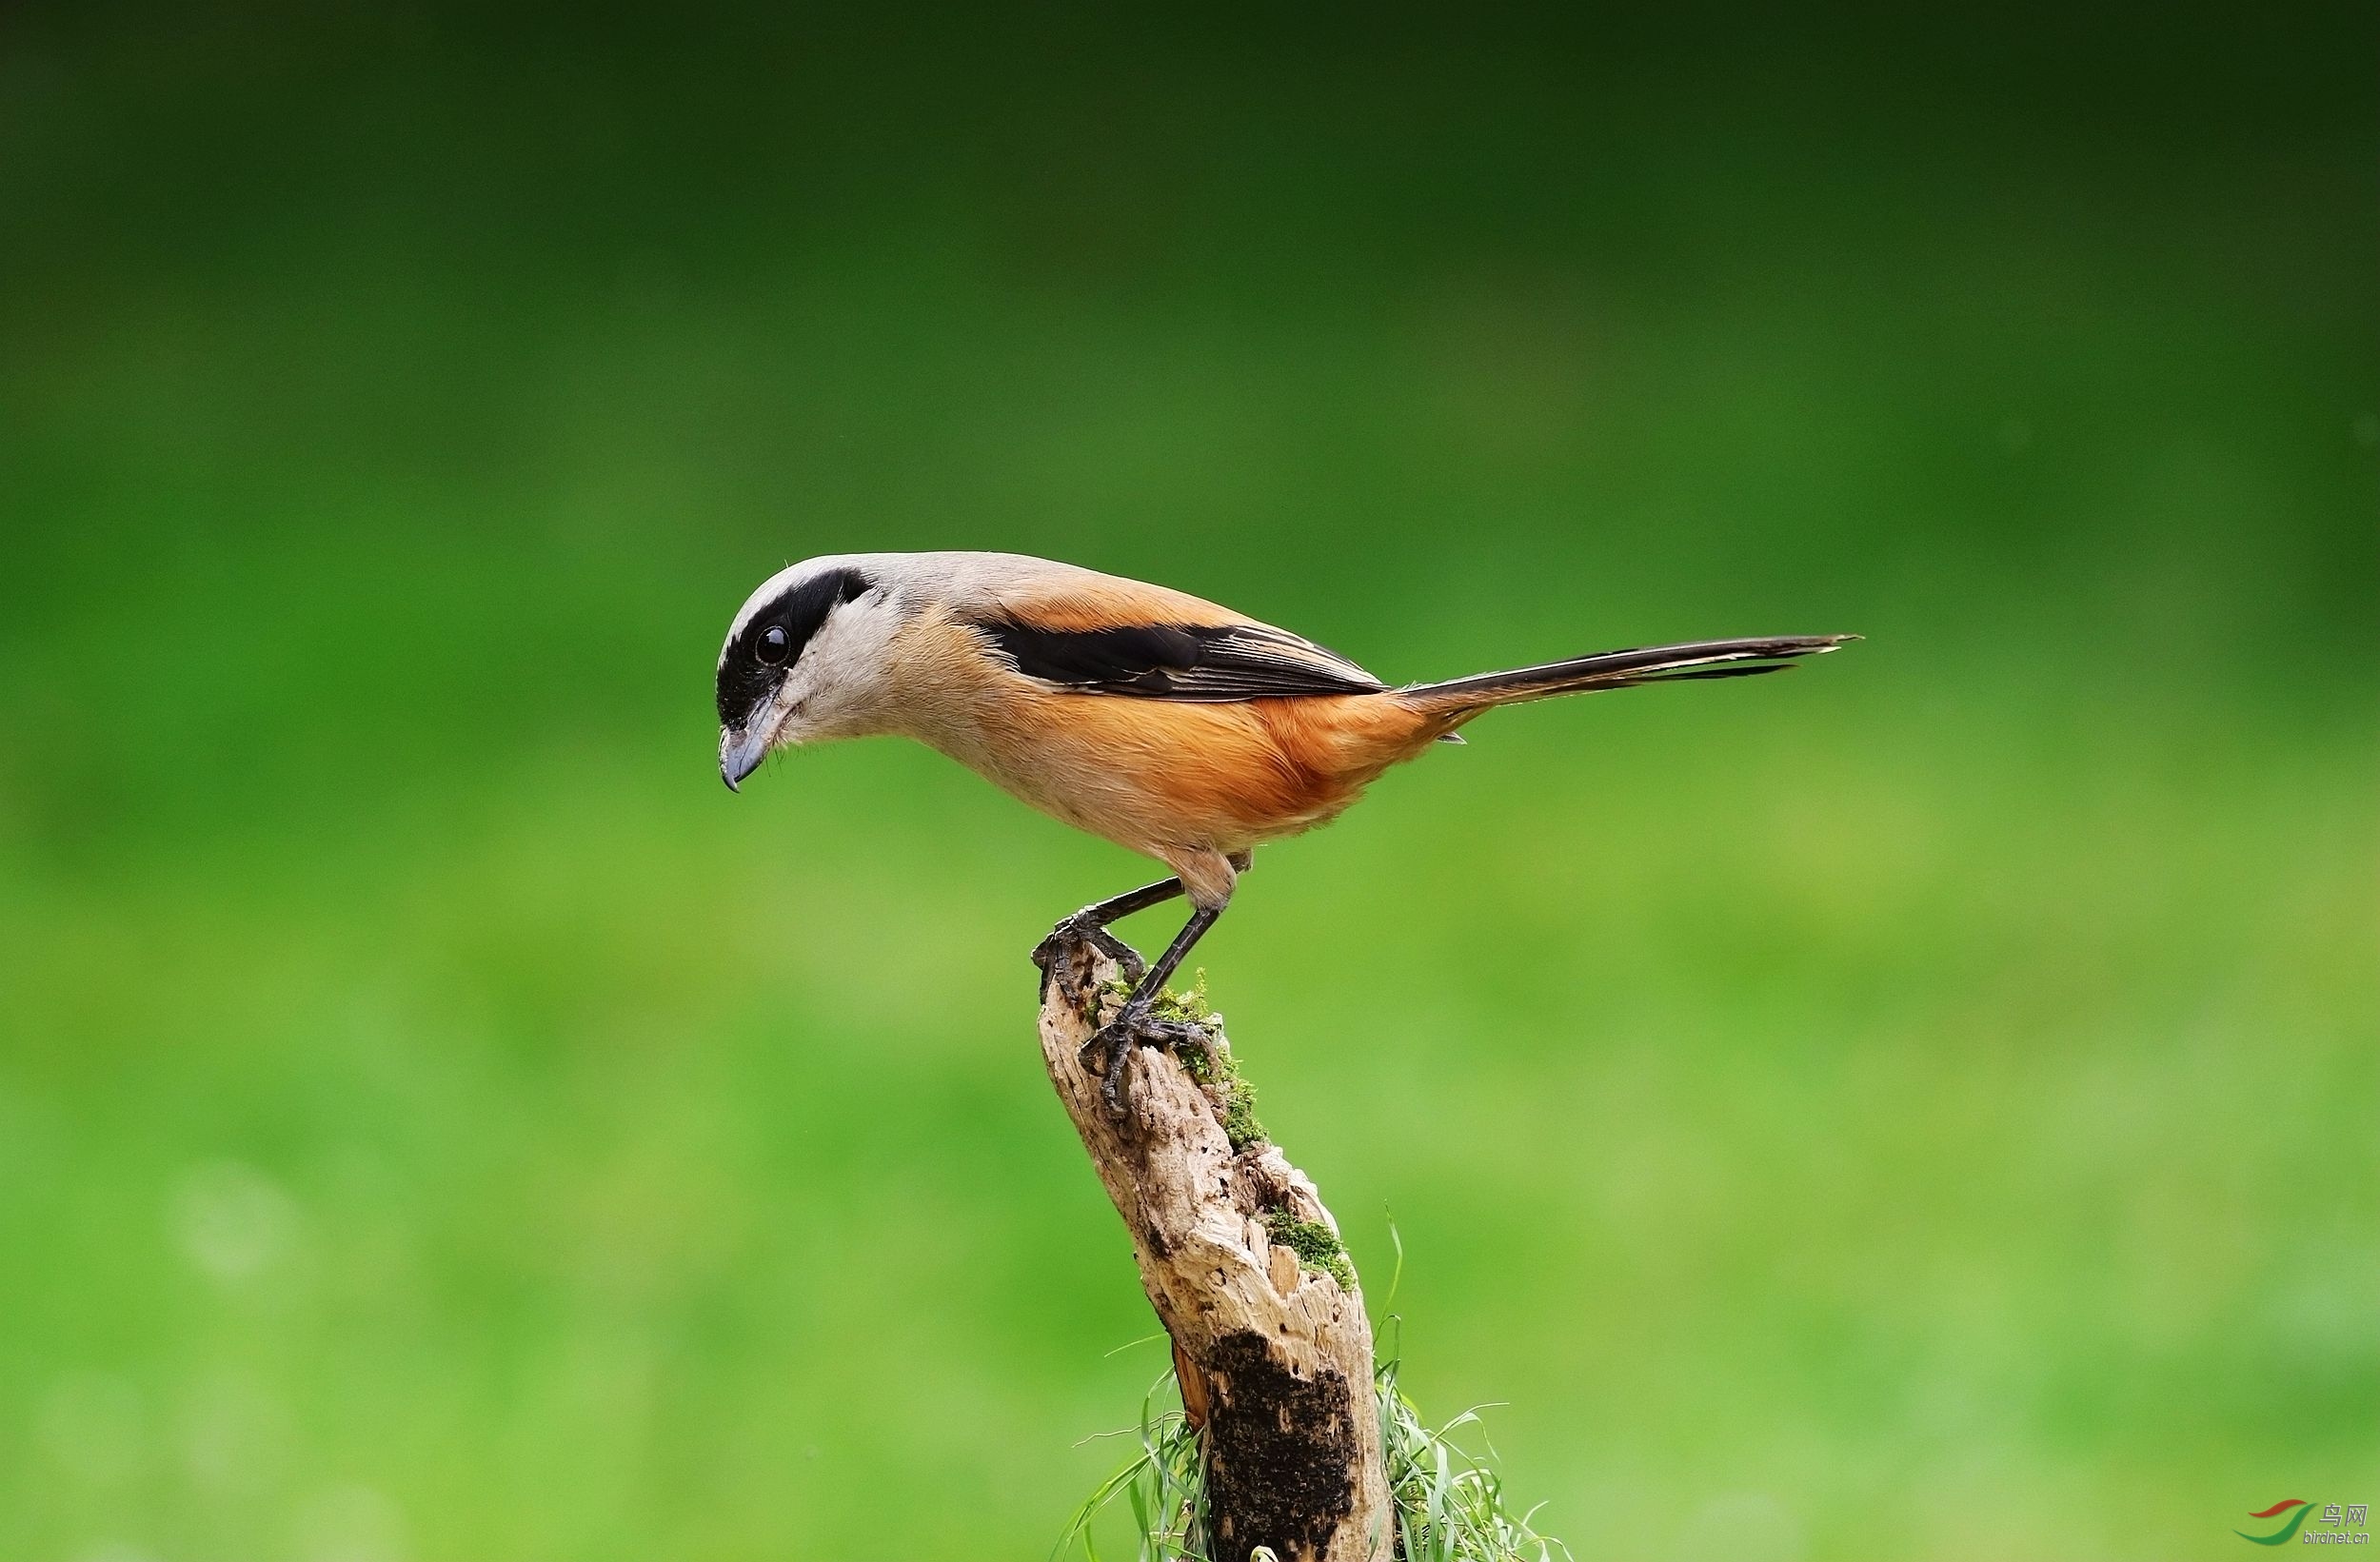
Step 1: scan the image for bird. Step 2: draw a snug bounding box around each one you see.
[716,550,1852,1110]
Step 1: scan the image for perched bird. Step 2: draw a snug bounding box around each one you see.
[717,551,1851,1107]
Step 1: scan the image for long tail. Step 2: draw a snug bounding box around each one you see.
[1402,634,1855,716]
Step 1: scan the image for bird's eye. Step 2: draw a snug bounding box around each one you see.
[756,624,791,665]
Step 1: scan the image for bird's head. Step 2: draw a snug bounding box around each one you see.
[715,558,891,790]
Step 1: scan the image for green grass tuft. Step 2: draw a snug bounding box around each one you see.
[1054,1373,1207,1562]
[1059,1348,1569,1562]
[1376,1348,1572,1562]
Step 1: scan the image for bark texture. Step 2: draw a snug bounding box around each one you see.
[1036,929,1392,1562]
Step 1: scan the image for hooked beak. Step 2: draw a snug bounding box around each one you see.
[720,719,773,792]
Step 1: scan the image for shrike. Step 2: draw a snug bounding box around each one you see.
[717,551,1851,1107]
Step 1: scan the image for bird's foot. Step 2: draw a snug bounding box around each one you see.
[1079,1014,1209,1118]
[1033,911,1148,991]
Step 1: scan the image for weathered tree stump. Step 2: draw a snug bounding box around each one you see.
[1035,926,1392,1562]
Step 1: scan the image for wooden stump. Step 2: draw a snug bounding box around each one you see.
[1035,927,1392,1562]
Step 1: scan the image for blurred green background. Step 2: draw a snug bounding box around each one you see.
[3,5,2373,1559]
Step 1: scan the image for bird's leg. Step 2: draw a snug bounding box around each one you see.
[1083,904,1224,1117]
[1031,875,1186,985]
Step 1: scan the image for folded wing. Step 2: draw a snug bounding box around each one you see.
[971,616,1387,701]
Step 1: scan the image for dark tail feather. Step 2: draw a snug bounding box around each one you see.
[1403,635,1855,712]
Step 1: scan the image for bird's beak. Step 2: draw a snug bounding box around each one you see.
[720,721,772,792]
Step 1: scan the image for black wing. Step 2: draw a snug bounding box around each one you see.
[973,618,1387,701]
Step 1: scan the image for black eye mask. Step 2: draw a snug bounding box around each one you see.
[715,567,874,727]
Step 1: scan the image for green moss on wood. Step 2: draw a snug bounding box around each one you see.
[1101,968,1268,1150]
[1264,1207,1356,1291]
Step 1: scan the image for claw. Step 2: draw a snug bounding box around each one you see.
[1033,911,1148,990]
[1101,1038,1131,1117]
[1079,1013,1210,1118]
[1077,1019,1140,1117]
[1086,925,1148,980]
